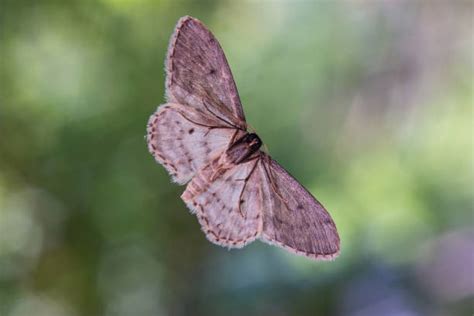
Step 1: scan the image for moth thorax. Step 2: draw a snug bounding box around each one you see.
[226,133,262,164]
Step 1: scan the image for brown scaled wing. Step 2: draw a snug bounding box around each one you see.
[165,16,246,130]
[258,155,340,260]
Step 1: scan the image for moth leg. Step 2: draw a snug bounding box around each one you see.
[261,157,290,207]
[236,157,260,218]
[210,165,227,182]
[226,129,240,150]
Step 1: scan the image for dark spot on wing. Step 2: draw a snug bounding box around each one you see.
[188,128,194,134]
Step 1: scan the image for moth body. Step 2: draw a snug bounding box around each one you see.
[147,16,340,260]
[225,133,262,165]
[209,133,262,182]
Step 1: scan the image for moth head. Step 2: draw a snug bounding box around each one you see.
[246,133,262,151]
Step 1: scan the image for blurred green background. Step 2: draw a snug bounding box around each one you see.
[1,1,473,315]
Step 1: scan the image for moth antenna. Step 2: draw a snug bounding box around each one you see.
[202,98,242,130]
[176,109,235,131]
[247,124,257,133]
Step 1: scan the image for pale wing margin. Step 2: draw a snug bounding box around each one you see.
[147,103,236,184]
[181,157,263,248]
[165,16,246,129]
[258,156,340,260]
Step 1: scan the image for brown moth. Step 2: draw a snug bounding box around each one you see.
[147,16,340,260]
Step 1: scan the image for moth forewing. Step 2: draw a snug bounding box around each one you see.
[165,16,246,129]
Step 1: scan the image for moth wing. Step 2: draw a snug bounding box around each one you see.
[259,155,340,260]
[166,16,246,129]
[181,158,263,248]
[147,103,239,184]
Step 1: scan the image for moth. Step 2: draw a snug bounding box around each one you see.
[147,16,340,260]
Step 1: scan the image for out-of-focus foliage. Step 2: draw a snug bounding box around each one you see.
[0,1,472,315]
